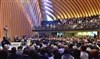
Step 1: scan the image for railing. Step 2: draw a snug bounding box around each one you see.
[33,17,100,31]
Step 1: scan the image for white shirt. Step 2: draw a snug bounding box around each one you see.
[49,56,54,59]
[80,51,89,59]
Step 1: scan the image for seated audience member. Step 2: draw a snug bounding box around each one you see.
[39,48,48,59]
[29,50,40,59]
[61,49,74,59]
[21,47,30,59]
[16,46,23,56]
[80,45,89,59]
[0,49,8,59]
[53,49,62,59]
[89,49,99,59]
[72,46,80,59]
[8,47,18,59]
[47,50,54,59]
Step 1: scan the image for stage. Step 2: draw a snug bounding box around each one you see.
[0,42,27,50]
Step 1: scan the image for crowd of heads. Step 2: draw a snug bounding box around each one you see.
[0,36,100,59]
[36,16,100,30]
[1,15,100,59]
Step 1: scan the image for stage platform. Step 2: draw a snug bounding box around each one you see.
[0,42,27,50]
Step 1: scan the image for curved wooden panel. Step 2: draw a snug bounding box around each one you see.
[0,0,34,41]
[41,0,100,20]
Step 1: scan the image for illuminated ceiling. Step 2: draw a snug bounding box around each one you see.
[41,0,100,20]
[2,0,100,22]
[0,0,100,23]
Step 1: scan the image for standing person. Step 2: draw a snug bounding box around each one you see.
[3,26,8,37]
[1,36,11,48]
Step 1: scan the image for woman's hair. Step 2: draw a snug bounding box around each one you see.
[63,49,70,54]
[81,45,87,51]
[11,47,16,53]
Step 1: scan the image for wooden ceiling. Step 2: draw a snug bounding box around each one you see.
[41,0,100,20]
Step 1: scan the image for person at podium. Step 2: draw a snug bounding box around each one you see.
[3,26,8,37]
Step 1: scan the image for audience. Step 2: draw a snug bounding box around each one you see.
[0,36,100,59]
[36,16,100,30]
